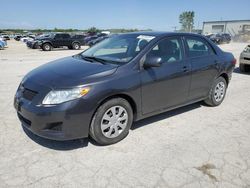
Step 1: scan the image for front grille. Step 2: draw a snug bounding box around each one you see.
[22,88,37,101]
[244,57,250,61]
[18,113,31,127]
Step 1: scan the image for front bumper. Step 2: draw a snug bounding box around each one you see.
[240,58,250,65]
[14,83,95,141]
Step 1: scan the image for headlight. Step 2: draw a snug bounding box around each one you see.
[42,87,90,105]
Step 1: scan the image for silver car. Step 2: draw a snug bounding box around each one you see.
[240,45,250,72]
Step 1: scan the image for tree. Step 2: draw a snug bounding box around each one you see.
[179,11,195,32]
[87,27,99,34]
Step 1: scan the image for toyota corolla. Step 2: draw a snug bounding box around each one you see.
[14,32,236,145]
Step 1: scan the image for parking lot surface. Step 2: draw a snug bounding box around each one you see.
[0,41,250,188]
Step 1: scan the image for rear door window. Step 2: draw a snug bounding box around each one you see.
[186,37,214,58]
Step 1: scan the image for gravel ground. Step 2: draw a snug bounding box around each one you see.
[0,41,250,188]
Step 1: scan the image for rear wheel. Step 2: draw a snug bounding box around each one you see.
[240,63,246,72]
[42,43,52,51]
[204,77,227,106]
[72,42,81,50]
[90,98,133,145]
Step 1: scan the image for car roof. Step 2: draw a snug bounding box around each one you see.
[119,31,203,38]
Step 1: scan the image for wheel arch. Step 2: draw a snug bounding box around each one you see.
[72,41,80,45]
[42,41,53,46]
[218,72,229,85]
[93,93,138,122]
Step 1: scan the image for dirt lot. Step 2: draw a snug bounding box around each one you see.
[0,40,250,188]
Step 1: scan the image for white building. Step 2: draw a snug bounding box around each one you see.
[202,20,250,36]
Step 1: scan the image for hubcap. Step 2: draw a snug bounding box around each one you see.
[101,106,128,138]
[214,81,225,102]
[45,45,50,50]
[74,44,79,49]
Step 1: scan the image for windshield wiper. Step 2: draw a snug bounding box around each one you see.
[80,55,107,64]
[80,55,122,65]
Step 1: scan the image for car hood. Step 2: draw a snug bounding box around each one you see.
[23,56,118,88]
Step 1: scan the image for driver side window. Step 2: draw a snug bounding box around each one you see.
[147,37,182,63]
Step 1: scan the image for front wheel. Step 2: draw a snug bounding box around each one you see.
[204,77,227,106]
[42,43,52,51]
[90,98,133,145]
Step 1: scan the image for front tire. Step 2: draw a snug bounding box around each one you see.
[204,77,227,106]
[90,98,133,145]
[42,43,52,51]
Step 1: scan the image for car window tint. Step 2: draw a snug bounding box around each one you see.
[147,38,182,63]
[63,34,70,39]
[186,37,213,57]
[55,34,62,39]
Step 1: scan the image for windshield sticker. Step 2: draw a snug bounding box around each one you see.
[137,35,155,41]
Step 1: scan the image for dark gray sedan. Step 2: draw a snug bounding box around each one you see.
[14,32,235,145]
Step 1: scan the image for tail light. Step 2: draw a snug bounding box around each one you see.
[232,58,236,65]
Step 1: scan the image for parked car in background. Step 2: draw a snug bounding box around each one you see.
[14,32,235,145]
[84,33,108,45]
[210,33,231,44]
[87,35,109,46]
[14,35,26,41]
[0,41,4,50]
[0,39,7,49]
[37,33,85,51]
[0,35,10,40]
[26,34,51,49]
[20,36,35,43]
[239,44,250,72]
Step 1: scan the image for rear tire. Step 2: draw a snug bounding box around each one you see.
[90,98,133,145]
[204,77,227,107]
[240,63,246,72]
[72,42,81,50]
[42,43,52,51]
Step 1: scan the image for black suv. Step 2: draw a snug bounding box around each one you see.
[37,33,85,51]
[210,33,231,44]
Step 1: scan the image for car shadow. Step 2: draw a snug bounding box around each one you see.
[233,67,250,74]
[22,126,90,150]
[132,102,203,130]
[22,102,203,150]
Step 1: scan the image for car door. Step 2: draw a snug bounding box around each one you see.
[61,34,71,46]
[140,36,191,115]
[53,34,63,47]
[184,36,219,100]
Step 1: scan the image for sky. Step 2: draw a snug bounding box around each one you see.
[0,0,250,31]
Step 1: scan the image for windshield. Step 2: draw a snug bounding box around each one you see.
[81,34,155,64]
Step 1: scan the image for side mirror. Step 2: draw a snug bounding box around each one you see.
[143,56,163,68]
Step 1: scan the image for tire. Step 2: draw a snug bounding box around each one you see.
[90,98,133,145]
[72,42,81,50]
[33,42,39,49]
[204,77,227,106]
[240,63,246,72]
[42,43,52,51]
